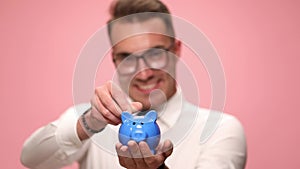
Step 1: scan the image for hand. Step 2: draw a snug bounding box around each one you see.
[77,81,142,140]
[116,140,173,169]
[90,81,142,126]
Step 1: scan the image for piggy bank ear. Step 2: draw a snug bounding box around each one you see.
[121,112,132,122]
[144,110,157,122]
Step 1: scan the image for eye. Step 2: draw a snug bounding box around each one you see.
[132,122,136,125]
[141,122,144,125]
[146,49,164,57]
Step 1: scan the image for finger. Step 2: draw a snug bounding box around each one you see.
[139,141,162,168]
[131,102,143,112]
[92,94,121,125]
[128,141,147,168]
[97,99,121,125]
[109,82,132,112]
[162,139,173,157]
[109,81,143,113]
[115,143,126,166]
[116,143,136,168]
[96,87,123,118]
[90,96,111,124]
[139,141,153,158]
[155,142,163,155]
[128,141,143,159]
[156,140,171,155]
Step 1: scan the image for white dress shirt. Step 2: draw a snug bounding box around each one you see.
[21,90,247,169]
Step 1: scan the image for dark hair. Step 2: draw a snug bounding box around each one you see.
[107,0,175,42]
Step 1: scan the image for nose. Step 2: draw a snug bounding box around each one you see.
[135,58,154,80]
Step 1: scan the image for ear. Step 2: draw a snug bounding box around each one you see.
[111,51,117,68]
[173,40,181,59]
[144,110,157,122]
[121,112,132,122]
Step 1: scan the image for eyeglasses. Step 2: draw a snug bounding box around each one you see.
[113,43,174,75]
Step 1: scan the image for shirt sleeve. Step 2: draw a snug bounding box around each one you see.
[20,104,91,169]
[195,115,247,169]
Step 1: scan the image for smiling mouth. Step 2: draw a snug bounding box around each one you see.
[135,80,161,94]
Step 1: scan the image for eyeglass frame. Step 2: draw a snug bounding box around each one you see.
[112,42,175,75]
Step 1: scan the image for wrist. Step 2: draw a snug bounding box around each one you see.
[79,108,106,137]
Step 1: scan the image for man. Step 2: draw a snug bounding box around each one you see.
[21,0,247,168]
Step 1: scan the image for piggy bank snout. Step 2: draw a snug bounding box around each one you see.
[131,130,147,142]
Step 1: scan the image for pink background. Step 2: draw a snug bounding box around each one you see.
[1,0,299,168]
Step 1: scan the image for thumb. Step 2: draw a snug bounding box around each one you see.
[130,102,143,112]
[162,139,173,158]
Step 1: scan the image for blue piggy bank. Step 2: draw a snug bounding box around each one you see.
[118,110,161,154]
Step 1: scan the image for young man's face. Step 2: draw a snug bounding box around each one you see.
[110,18,181,110]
